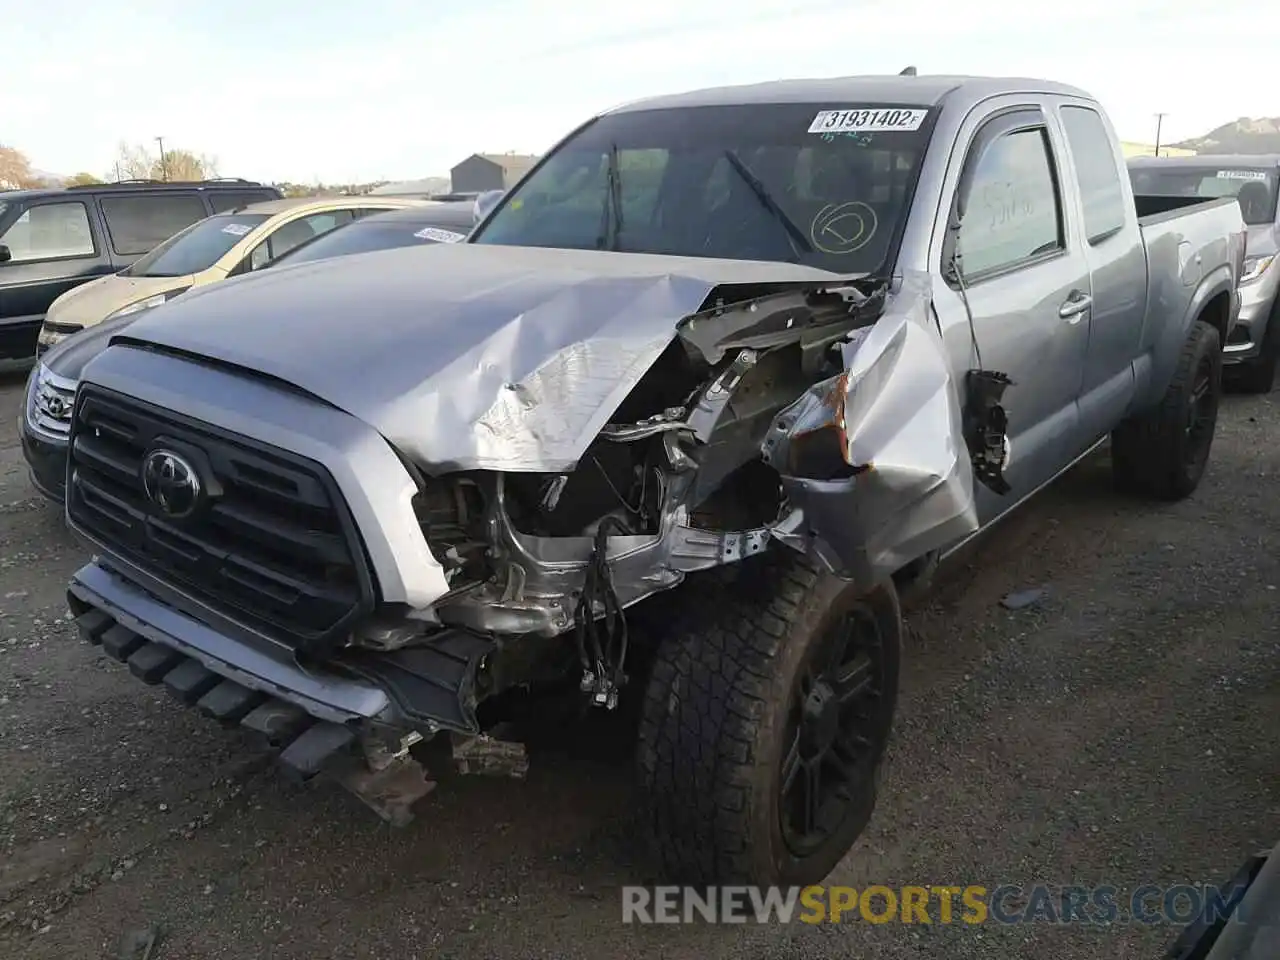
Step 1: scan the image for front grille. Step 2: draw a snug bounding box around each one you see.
[66,385,374,649]
[30,368,77,437]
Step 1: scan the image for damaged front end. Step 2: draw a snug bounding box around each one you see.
[376,271,979,709]
[64,266,982,826]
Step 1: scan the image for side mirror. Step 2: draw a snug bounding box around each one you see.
[0,243,11,263]
[473,189,505,225]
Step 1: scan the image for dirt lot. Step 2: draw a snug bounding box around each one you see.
[1,368,1277,960]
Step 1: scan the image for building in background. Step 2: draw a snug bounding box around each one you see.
[1120,141,1197,158]
[450,153,540,193]
[368,177,451,198]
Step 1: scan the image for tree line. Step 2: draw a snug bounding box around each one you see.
[1,142,390,197]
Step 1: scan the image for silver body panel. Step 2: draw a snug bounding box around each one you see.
[67,73,1245,726]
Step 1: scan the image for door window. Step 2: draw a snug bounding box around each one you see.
[0,202,96,262]
[1060,106,1127,244]
[247,209,357,269]
[100,194,209,256]
[956,126,1064,280]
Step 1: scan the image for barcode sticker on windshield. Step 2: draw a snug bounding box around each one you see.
[413,227,466,243]
[1216,170,1268,181]
[808,108,928,134]
[221,223,253,236]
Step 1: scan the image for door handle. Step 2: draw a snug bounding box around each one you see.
[1059,292,1092,322]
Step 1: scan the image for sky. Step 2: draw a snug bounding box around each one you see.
[2,0,1275,183]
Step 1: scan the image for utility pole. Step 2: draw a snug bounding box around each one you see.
[114,162,122,182]
[1153,113,1167,157]
[155,136,167,181]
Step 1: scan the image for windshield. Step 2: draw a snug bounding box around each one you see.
[123,213,271,277]
[273,218,469,266]
[1128,166,1278,225]
[471,102,935,274]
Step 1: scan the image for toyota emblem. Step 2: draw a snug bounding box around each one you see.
[44,394,68,419]
[141,449,202,518]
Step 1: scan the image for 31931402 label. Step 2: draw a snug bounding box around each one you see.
[808,108,929,134]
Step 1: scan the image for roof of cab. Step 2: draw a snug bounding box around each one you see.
[1127,154,1280,169]
[606,74,1094,115]
[2,179,276,203]
[0,189,45,202]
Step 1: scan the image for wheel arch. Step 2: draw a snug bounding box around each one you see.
[1138,269,1234,413]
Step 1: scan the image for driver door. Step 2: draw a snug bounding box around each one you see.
[933,104,1093,524]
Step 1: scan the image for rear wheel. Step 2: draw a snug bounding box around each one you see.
[1111,319,1221,500]
[635,551,901,885]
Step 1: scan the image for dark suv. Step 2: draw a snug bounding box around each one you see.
[0,178,281,366]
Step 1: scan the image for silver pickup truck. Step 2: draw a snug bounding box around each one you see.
[61,74,1245,887]
[1129,154,1280,392]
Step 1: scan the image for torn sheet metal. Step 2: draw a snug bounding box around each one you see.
[764,271,979,583]
[112,243,843,473]
[677,278,875,365]
[434,471,772,637]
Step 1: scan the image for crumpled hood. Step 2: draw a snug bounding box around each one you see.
[47,272,194,329]
[112,243,843,472]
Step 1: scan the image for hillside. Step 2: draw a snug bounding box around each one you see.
[1173,117,1280,155]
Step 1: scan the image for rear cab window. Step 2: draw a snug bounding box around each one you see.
[99,193,210,256]
[1059,106,1127,244]
[951,113,1065,281]
[0,200,97,262]
[472,102,937,276]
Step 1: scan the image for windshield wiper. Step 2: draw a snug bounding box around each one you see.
[595,143,624,251]
[721,149,813,260]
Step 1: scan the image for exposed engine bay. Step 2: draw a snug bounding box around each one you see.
[364,272,981,709]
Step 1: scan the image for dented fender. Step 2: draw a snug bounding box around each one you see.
[763,273,979,583]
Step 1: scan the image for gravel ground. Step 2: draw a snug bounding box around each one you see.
[0,369,1277,960]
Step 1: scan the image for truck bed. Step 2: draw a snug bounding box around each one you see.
[1133,193,1237,223]
[1130,194,1246,407]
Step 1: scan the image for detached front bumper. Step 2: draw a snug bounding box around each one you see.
[68,560,505,823]
[68,560,396,778]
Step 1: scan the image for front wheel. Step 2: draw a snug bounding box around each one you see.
[1111,319,1221,501]
[635,551,902,886]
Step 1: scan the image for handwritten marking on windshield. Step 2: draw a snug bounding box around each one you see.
[809,202,877,255]
[819,131,875,147]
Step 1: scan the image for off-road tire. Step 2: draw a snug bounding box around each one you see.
[635,551,902,886]
[1111,319,1221,500]
[1229,305,1280,395]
